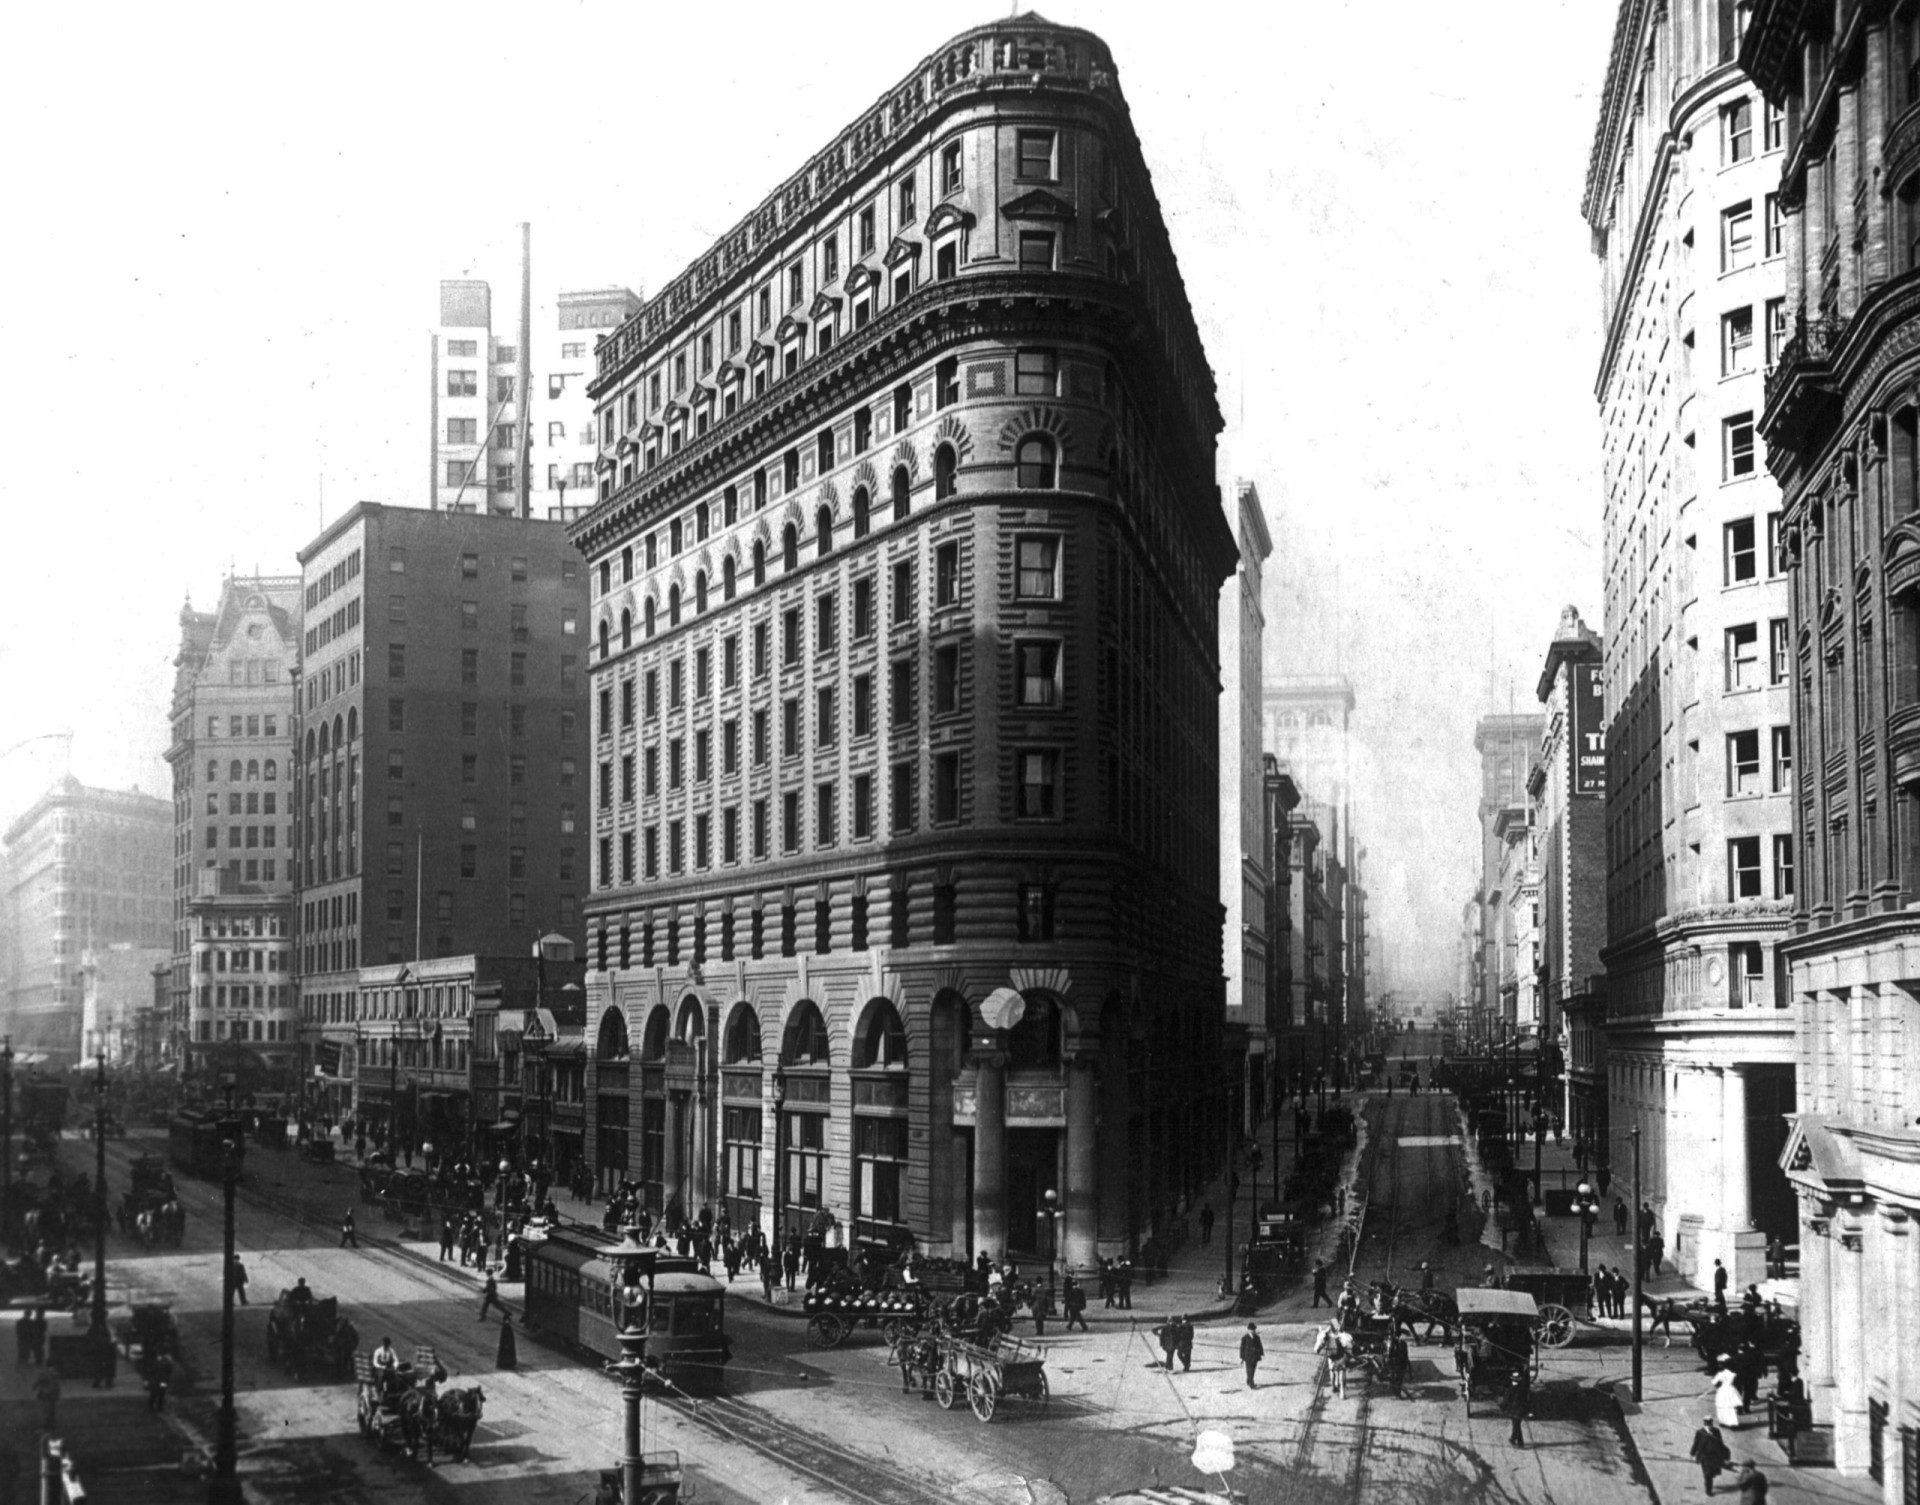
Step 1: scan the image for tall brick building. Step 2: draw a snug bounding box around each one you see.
[571,16,1234,1265]
[1585,0,1797,1294]
[293,503,590,1141]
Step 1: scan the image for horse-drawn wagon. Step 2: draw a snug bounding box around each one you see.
[1453,1288,1540,1416]
[266,1289,358,1380]
[354,1343,485,1463]
[928,1331,1049,1422]
[1502,1269,1594,1349]
[803,1281,932,1349]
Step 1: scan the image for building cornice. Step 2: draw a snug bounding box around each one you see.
[1584,0,1656,228]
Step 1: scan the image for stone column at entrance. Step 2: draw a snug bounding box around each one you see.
[1719,1065,1767,1285]
[663,1094,684,1216]
[1063,1053,1097,1271]
[1831,1214,1868,1473]
[971,1048,1008,1261]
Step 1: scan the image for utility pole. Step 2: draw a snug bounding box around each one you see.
[91,1055,109,1353]
[1629,1124,1643,1402]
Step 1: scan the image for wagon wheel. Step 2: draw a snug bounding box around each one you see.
[808,1313,846,1349]
[968,1371,998,1423]
[881,1317,906,1348]
[933,1368,957,1409]
[1535,1304,1575,1349]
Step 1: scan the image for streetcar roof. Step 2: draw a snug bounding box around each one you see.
[1454,1289,1540,1318]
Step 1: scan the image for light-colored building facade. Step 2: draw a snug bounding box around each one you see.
[1220,480,1274,1135]
[1472,714,1544,1044]
[1585,0,1798,1292]
[163,575,302,1077]
[1,779,171,1066]
[572,16,1235,1265]
[1739,5,1920,1492]
[430,279,643,519]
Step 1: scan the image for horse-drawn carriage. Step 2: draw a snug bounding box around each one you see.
[115,1303,179,1366]
[802,1281,931,1349]
[1502,1269,1595,1349]
[118,1187,185,1248]
[266,1289,358,1380]
[354,1344,485,1464]
[1242,1212,1308,1297]
[1453,1289,1540,1416]
[897,1325,1049,1422]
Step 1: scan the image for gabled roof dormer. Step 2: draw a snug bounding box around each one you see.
[845,264,879,296]
[882,235,922,268]
[808,291,841,320]
[775,314,807,343]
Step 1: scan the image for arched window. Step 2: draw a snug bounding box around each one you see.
[621,545,633,582]
[643,598,655,639]
[891,465,911,522]
[668,584,682,626]
[317,724,329,754]
[641,1006,670,1061]
[852,486,871,538]
[207,760,219,781]
[623,607,635,648]
[782,1000,830,1067]
[596,1008,630,1060]
[782,523,799,572]
[1016,435,1057,489]
[753,539,768,587]
[230,760,243,781]
[264,759,276,781]
[246,760,259,780]
[934,444,957,501]
[335,714,345,746]
[725,1008,763,1065]
[816,505,834,558]
[695,570,708,614]
[723,555,737,600]
[1005,994,1062,1070]
[599,618,610,657]
[304,728,316,759]
[855,1000,907,1069]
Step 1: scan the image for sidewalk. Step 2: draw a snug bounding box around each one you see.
[1521,1135,1874,1505]
[0,1340,208,1503]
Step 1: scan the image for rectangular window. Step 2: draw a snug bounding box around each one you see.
[388,697,406,733]
[853,672,874,736]
[1017,883,1056,943]
[388,643,406,679]
[668,820,684,874]
[936,357,959,409]
[669,659,684,709]
[1724,413,1756,479]
[816,593,837,653]
[817,686,837,747]
[890,658,915,728]
[1722,201,1754,271]
[1017,129,1057,180]
[1728,835,1763,899]
[935,542,959,606]
[1725,517,1757,582]
[1018,232,1055,272]
[1765,193,1784,258]
[752,797,769,859]
[788,263,804,308]
[753,622,770,679]
[668,738,684,790]
[934,751,961,823]
[723,634,739,688]
[752,707,769,767]
[1722,307,1754,375]
[723,718,740,774]
[1726,623,1760,689]
[1765,297,1787,369]
[853,577,875,639]
[940,142,962,194]
[1769,617,1790,683]
[783,697,800,757]
[1017,640,1060,705]
[899,175,917,223]
[782,791,800,853]
[1727,729,1761,796]
[1017,748,1059,818]
[853,772,873,838]
[933,883,956,944]
[891,762,916,832]
[783,607,801,665]
[645,669,659,717]
[816,781,836,847]
[1015,349,1058,396]
[461,648,478,686]
[891,560,915,623]
[695,729,711,781]
[1015,535,1061,599]
[1771,725,1793,792]
[695,645,711,699]
[1764,99,1784,152]
[1724,98,1752,163]
[933,645,959,714]
[1773,834,1795,898]
[722,806,740,864]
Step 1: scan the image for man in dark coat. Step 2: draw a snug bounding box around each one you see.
[1508,1365,1530,1447]
[1239,1324,1264,1389]
[1062,1275,1089,1332]
[1691,1418,1731,1494]
[1712,1260,1729,1316]
[1312,1259,1331,1307]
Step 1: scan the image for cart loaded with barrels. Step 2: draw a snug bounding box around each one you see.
[802,1282,933,1349]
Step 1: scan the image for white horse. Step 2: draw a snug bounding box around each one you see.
[1313,1321,1356,1398]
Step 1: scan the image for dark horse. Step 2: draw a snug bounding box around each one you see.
[1392,1291,1458,1344]
[399,1383,485,1464]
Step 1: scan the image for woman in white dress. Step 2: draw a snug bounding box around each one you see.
[1710,1355,1744,1428]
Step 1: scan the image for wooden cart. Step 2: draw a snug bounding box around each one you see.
[931,1333,1049,1422]
[1453,1289,1540,1417]
[1501,1269,1594,1349]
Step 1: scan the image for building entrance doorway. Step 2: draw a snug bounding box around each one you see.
[1005,1128,1061,1261]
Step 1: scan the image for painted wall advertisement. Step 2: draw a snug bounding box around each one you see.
[1572,661,1605,796]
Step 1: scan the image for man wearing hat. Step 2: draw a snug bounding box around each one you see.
[1419,1260,1435,1296]
[1482,1264,1503,1289]
[1239,1323,1264,1389]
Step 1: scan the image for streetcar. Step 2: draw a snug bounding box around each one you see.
[520,1226,731,1388]
[168,1110,246,1180]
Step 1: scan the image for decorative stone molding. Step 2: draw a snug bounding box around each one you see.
[932,414,974,460]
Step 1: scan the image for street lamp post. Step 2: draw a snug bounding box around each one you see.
[1042,1188,1060,1310]
[210,1075,243,1505]
[1575,1179,1593,1273]
[1629,1125,1644,1403]
[91,1054,109,1353]
[1243,1146,1263,1298]
[604,1224,665,1505]
[2,1034,12,1247]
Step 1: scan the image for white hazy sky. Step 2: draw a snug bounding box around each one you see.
[0,0,1619,1005]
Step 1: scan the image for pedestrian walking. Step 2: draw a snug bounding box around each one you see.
[1063,1275,1089,1332]
[1198,1203,1214,1247]
[144,1351,174,1413]
[1239,1323,1264,1389]
[1691,1418,1732,1495]
[1648,1231,1666,1278]
[478,1269,508,1322]
[1154,1316,1179,1370]
[231,1255,250,1306]
[1117,1258,1134,1309]
[1710,1356,1743,1428]
[440,1217,456,1261]
[1615,1198,1629,1237]
[1311,1259,1331,1307]
[340,1207,359,1249]
[1098,1256,1115,1309]
[782,1236,801,1291]
[1419,1259,1435,1296]
[1508,1366,1530,1447]
[1734,1461,1769,1504]
[1712,1259,1729,1315]
[1386,1331,1410,1397]
[1766,1236,1785,1280]
[760,1243,778,1301]
[1175,1315,1194,1372]
[34,1365,60,1430]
